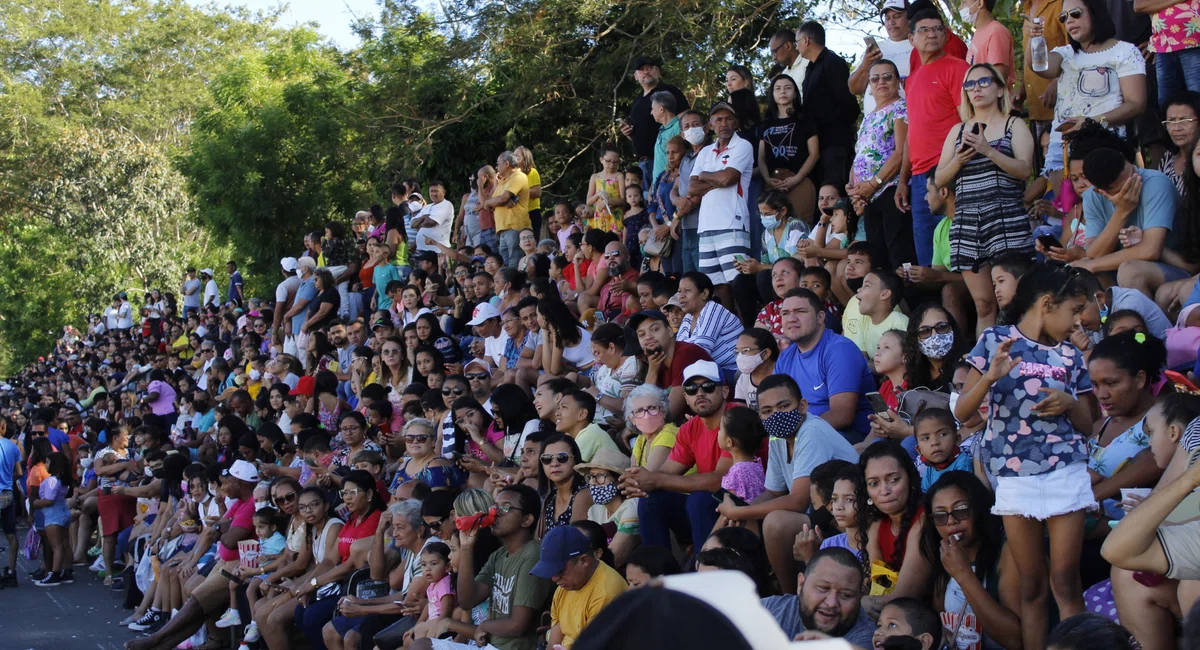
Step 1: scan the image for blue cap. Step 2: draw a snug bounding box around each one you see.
[530,526,590,578]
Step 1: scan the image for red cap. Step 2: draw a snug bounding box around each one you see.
[289,375,315,397]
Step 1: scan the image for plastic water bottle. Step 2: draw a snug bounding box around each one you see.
[1030,18,1049,72]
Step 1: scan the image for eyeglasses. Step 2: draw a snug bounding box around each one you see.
[297,501,322,512]
[916,322,953,340]
[683,381,720,396]
[339,489,361,499]
[541,452,572,466]
[915,24,945,34]
[961,77,998,91]
[382,349,402,356]
[585,473,613,486]
[868,73,896,84]
[1164,118,1197,127]
[339,425,362,434]
[466,372,490,381]
[931,504,973,527]
[1058,7,1084,21]
[496,503,523,514]
[274,492,297,505]
[769,41,789,55]
[603,251,622,259]
[631,405,663,418]
[405,434,431,444]
[442,386,467,396]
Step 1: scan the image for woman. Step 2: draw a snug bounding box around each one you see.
[237,478,306,635]
[850,59,914,270]
[390,418,463,492]
[625,385,679,472]
[313,370,352,438]
[412,345,445,388]
[918,471,1023,650]
[459,174,485,248]
[377,337,412,406]
[383,205,411,266]
[94,424,138,586]
[393,285,430,328]
[756,74,819,224]
[515,146,543,238]
[575,228,611,312]
[648,137,686,275]
[489,384,546,467]
[330,411,383,475]
[452,397,505,485]
[1085,331,1165,521]
[306,331,339,376]
[587,323,639,425]
[935,63,1035,336]
[302,268,341,335]
[584,144,625,235]
[575,448,639,567]
[414,313,447,349]
[515,229,539,274]
[1155,135,1200,313]
[255,487,344,650]
[727,64,762,142]
[536,296,594,377]
[856,441,932,619]
[675,271,742,382]
[1029,0,1146,185]
[733,328,779,412]
[538,434,592,536]
[1158,92,1200,196]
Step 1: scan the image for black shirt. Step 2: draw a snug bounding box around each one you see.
[757,113,818,173]
[308,288,341,331]
[800,49,860,150]
[629,82,690,158]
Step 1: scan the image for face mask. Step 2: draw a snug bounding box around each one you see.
[959,3,975,23]
[682,126,706,146]
[152,468,165,479]
[254,500,272,511]
[919,332,955,359]
[589,483,619,505]
[224,496,238,510]
[633,412,666,435]
[764,409,804,439]
[80,457,93,468]
[948,391,960,420]
[408,201,422,213]
[144,467,154,477]
[846,276,865,293]
[760,213,779,230]
[248,369,262,381]
[208,485,218,498]
[736,352,765,375]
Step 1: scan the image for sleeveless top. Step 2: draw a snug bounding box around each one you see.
[311,517,344,564]
[949,117,1034,271]
[878,504,924,569]
[543,483,587,532]
[286,516,306,554]
[943,559,1005,650]
[464,190,482,230]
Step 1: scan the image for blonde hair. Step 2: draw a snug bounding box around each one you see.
[958,63,1011,122]
[514,146,535,173]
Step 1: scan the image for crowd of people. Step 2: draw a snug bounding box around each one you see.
[10,0,1200,648]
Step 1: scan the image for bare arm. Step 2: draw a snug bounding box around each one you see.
[1101,460,1200,572]
[821,392,861,431]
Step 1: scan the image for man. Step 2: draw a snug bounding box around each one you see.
[104,295,123,333]
[412,485,551,650]
[963,0,1014,85]
[796,22,860,188]
[619,360,754,553]
[553,389,619,463]
[670,109,708,274]
[650,91,682,183]
[721,374,859,594]
[181,267,201,318]
[283,257,318,359]
[484,152,531,268]
[849,0,914,113]
[597,241,638,320]
[467,303,508,370]
[531,525,627,649]
[772,288,874,443]
[761,547,877,647]
[768,29,808,97]
[199,268,220,308]
[689,101,754,293]
[226,260,245,308]
[411,180,455,252]
[0,419,18,588]
[273,257,300,348]
[896,9,969,266]
[620,55,690,185]
[628,310,713,420]
[464,358,495,414]
[905,0,969,77]
[125,461,257,650]
[347,318,368,348]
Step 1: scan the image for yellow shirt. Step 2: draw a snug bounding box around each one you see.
[550,561,627,648]
[526,167,542,212]
[841,296,909,359]
[173,334,194,360]
[631,423,679,468]
[494,169,531,233]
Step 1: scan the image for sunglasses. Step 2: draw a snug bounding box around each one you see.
[603,251,622,259]
[868,72,895,84]
[961,77,998,91]
[540,452,572,466]
[466,372,490,381]
[683,381,719,396]
[405,434,431,444]
[442,386,466,396]
[1058,7,1084,21]
[274,492,297,505]
[916,322,953,340]
[931,504,973,527]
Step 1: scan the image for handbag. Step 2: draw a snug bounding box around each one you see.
[642,231,673,258]
[22,527,40,561]
[897,387,951,422]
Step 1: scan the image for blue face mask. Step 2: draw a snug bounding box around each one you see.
[760,213,779,230]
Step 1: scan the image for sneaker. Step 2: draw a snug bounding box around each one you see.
[215,608,242,629]
[128,610,162,632]
[34,571,62,587]
[0,569,16,589]
[29,568,47,582]
[145,613,169,635]
[90,557,105,572]
[243,621,260,643]
[59,569,74,584]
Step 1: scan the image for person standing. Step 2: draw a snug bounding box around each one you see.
[485,151,532,269]
[514,146,543,239]
[963,0,1015,86]
[226,260,245,308]
[0,417,19,588]
[620,55,690,187]
[768,29,809,97]
[849,0,915,114]
[688,101,755,298]
[201,268,220,309]
[1142,0,1200,109]
[670,110,709,274]
[651,92,682,186]
[1020,0,1069,164]
[797,21,861,188]
[896,8,970,266]
[181,267,201,319]
[757,74,820,225]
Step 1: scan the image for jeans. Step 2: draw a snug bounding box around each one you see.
[909,172,937,266]
[479,228,498,253]
[638,159,654,193]
[638,490,719,550]
[746,175,765,261]
[681,227,700,273]
[497,228,522,268]
[1157,47,1200,110]
[862,186,917,270]
[296,594,341,650]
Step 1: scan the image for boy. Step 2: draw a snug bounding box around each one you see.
[989,254,1034,323]
[660,295,684,334]
[1073,267,1172,340]
[382,279,406,315]
[351,449,389,498]
[913,408,972,492]
[800,266,842,334]
[872,598,942,650]
[843,269,909,365]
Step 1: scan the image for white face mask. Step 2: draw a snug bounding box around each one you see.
[735,352,765,375]
[254,500,272,511]
[408,201,422,213]
[683,126,706,146]
[144,466,154,478]
[80,457,93,468]
[224,496,238,510]
[959,1,976,23]
[248,369,262,381]
[948,391,960,420]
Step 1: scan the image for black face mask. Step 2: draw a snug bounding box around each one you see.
[846,276,865,293]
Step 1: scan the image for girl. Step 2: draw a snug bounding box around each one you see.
[803,197,857,267]
[955,263,1098,650]
[394,285,430,328]
[874,329,908,411]
[553,201,580,252]
[622,184,648,269]
[585,144,625,234]
[718,406,767,504]
[623,545,681,589]
[32,452,74,586]
[27,437,56,581]
[403,542,455,648]
[756,73,819,222]
[216,507,288,629]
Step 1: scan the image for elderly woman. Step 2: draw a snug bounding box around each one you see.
[625,385,678,472]
[577,448,640,568]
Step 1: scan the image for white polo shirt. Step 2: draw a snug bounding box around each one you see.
[691,132,754,233]
[416,200,454,252]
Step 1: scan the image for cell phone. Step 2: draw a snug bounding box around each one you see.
[1165,370,1200,393]
[972,122,983,135]
[734,254,748,263]
[1037,234,1064,250]
[1055,121,1076,133]
[866,392,893,420]
[864,35,879,49]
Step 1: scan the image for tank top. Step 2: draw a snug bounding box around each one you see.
[878,504,924,568]
[311,517,344,564]
[943,561,1004,650]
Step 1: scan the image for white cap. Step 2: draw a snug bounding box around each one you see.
[881,0,908,14]
[683,359,722,384]
[280,257,298,272]
[464,358,490,372]
[226,459,259,483]
[199,268,214,276]
[466,302,500,326]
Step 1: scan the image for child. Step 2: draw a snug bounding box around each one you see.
[913,408,972,491]
[872,598,942,650]
[403,542,456,648]
[823,466,866,560]
[799,266,842,334]
[352,449,390,498]
[808,459,854,538]
[717,406,767,503]
[661,297,684,335]
[623,184,648,269]
[32,452,74,586]
[956,263,1097,650]
[554,201,580,252]
[804,197,857,266]
[367,399,397,440]
[874,330,908,411]
[216,507,287,629]
[845,269,909,362]
[550,256,577,300]
[624,167,646,204]
[989,254,1033,324]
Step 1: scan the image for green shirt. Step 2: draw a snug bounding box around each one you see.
[574,422,619,463]
[653,115,682,181]
[476,539,553,650]
[932,217,952,269]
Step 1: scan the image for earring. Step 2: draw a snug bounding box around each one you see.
[867,498,874,506]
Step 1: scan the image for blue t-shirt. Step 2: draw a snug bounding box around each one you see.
[773,329,874,442]
[228,271,245,305]
[48,427,70,454]
[1083,169,1179,249]
[965,325,1093,478]
[919,450,974,492]
[291,278,317,335]
[0,438,18,490]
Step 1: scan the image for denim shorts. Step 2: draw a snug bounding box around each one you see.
[42,500,70,528]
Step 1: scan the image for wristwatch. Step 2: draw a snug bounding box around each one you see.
[311,577,319,588]
[1097,115,1110,128]
[872,175,883,187]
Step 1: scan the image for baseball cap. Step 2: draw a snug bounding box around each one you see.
[626,310,669,332]
[467,302,501,326]
[633,55,662,70]
[371,317,392,331]
[280,257,299,272]
[666,293,684,310]
[709,100,737,118]
[199,268,214,277]
[683,360,722,384]
[530,525,591,578]
[881,0,908,15]
[289,375,316,397]
[434,336,461,363]
[412,250,437,265]
[464,358,490,373]
[224,459,259,483]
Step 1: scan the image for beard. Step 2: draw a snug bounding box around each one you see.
[799,596,856,639]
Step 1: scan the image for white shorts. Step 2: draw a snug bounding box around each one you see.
[698,227,751,284]
[430,641,500,650]
[992,462,1097,520]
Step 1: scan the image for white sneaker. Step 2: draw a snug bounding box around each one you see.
[214,608,242,629]
[243,621,260,643]
[90,557,105,573]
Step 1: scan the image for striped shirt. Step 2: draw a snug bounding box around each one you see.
[677,299,742,379]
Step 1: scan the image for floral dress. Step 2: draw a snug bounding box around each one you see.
[851,99,906,193]
[543,483,587,532]
[588,177,623,234]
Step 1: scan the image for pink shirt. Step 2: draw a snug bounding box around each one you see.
[1151,0,1200,54]
[425,574,454,619]
[217,497,256,562]
[966,20,1015,87]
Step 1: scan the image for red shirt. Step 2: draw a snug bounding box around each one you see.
[906,54,969,176]
[668,404,770,474]
[217,497,256,562]
[337,508,383,563]
[655,341,713,389]
[564,264,578,291]
[598,268,638,315]
[907,31,968,79]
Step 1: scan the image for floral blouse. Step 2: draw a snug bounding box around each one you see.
[760,218,810,264]
[851,99,906,193]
